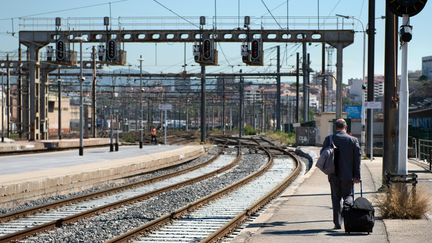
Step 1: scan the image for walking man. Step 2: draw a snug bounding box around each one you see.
[151,127,158,145]
[321,118,361,229]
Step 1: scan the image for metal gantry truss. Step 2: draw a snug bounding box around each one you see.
[14,17,353,141]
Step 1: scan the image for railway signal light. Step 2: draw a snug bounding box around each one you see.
[241,44,249,63]
[400,24,413,42]
[251,40,260,60]
[56,40,65,61]
[106,39,117,61]
[46,46,54,61]
[388,0,428,17]
[241,44,249,56]
[98,45,105,61]
[193,39,218,65]
[242,39,263,66]
[193,44,201,62]
[202,39,212,60]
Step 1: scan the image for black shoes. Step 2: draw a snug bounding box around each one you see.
[334,225,342,230]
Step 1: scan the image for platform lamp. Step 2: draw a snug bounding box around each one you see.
[75,36,88,156]
[1,70,4,143]
[138,55,144,149]
[336,14,366,156]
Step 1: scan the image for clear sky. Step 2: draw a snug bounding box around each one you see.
[0,0,431,83]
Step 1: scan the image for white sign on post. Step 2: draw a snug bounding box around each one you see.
[363,101,381,162]
[364,101,382,109]
[159,104,172,111]
[158,104,172,145]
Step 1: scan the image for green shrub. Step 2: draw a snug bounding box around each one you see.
[120,132,138,143]
[267,131,295,145]
[244,125,256,135]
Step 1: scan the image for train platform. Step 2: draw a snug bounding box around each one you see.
[0,138,111,153]
[0,145,205,205]
[233,147,432,243]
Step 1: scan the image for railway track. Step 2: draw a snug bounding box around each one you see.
[107,137,302,242]
[0,136,302,242]
[0,143,237,242]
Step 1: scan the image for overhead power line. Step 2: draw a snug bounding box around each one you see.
[152,0,199,28]
[0,0,128,20]
[260,0,283,29]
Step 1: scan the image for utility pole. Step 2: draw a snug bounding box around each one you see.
[321,43,326,113]
[110,76,115,152]
[222,77,226,135]
[387,0,428,177]
[6,54,10,138]
[18,45,22,138]
[296,52,300,123]
[1,71,4,142]
[397,14,410,175]
[139,55,144,148]
[200,65,206,143]
[307,53,311,120]
[302,42,308,122]
[383,7,399,184]
[77,37,86,156]
[276,46,281,131]
[239,69,244,138]
[367,0,376,157]
[57,67,62,140]
[91,46,97,138]
[186,98,189,132]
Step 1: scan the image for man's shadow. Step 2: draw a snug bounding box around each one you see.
[257,220,370,236]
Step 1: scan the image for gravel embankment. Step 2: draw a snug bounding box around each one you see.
[28,151,267,242]
[0,147,220,215]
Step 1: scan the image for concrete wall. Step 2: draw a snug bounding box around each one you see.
[315,112,339,145]
[48,95,71,135]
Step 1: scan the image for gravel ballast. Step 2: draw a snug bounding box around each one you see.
[27,151,267,242]
[0,147,219,216]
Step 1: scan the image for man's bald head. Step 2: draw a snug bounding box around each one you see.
[335,118,347,131]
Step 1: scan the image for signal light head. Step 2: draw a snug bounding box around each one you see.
[56,40,65,61]
[400,24,412,43]
[203,39,212,59]
[107,40,117,60]
[251,40,260,59]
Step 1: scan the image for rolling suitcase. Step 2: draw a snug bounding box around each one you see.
[343,181,375,234]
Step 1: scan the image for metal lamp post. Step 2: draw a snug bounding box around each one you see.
[1,71,4,142]
[138,55,144,148]
[57,76,62,140]
[76,36,87,156]
[336,14,366,155]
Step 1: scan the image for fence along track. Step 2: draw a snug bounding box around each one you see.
[0,142,239,242]
[107,138,293,243]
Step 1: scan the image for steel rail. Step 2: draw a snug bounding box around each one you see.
[107,137,275,243]
[202,141,302,242]
[0,142,239,242]
[0,149,218,223]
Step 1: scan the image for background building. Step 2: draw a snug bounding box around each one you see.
[422,56,432,80]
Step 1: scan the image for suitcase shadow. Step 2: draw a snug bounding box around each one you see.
[326,231,371,236]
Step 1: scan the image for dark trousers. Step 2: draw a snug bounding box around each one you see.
[329,175,354,227]
[151,135,157,144]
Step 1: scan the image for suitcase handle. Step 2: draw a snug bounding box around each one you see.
[353,179,363,198]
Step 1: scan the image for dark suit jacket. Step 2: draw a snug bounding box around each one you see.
[321,131,361,181]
